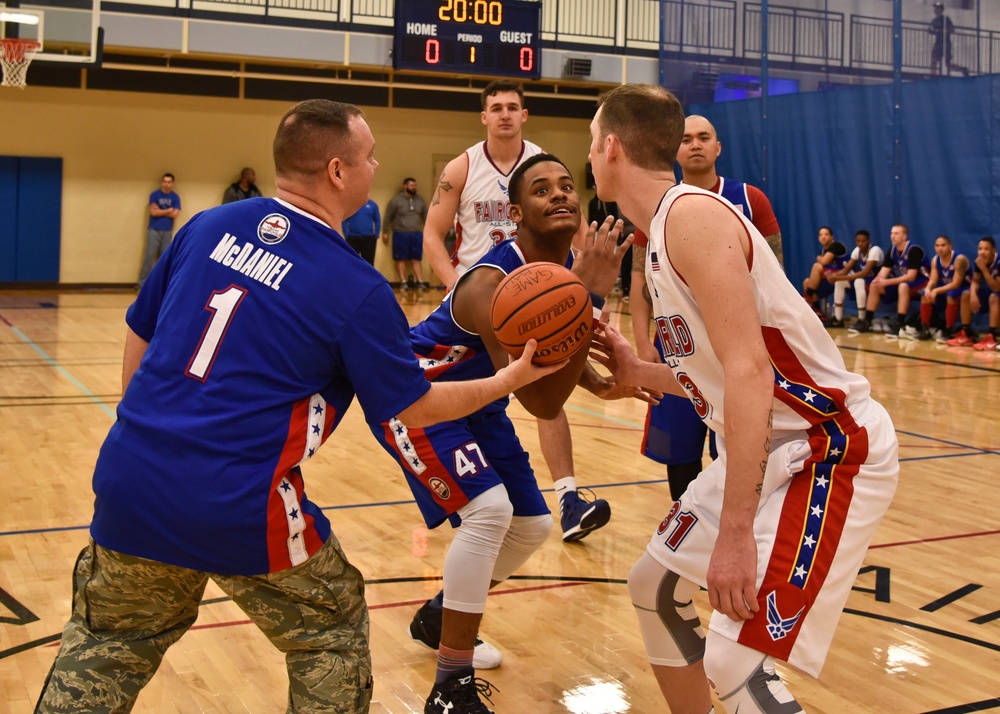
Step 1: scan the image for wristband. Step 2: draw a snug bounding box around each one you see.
[590,292,606,323]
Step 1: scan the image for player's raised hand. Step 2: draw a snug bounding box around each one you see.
[572,216,634,298]
[589,324,642,386]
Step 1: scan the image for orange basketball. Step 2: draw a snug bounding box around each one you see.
[490,262,593,365]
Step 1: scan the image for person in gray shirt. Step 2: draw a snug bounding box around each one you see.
[383,177,429,290]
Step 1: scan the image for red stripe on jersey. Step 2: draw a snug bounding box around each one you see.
[382,422,470,514]
[266,398,324,571]
[640,403,653,455]
[419,344,477,381]
[737,421,869,660]
[762,326,854,429]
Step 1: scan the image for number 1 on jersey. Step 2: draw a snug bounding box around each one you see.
[186,285,248,381]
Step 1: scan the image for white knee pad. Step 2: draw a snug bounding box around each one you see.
[627,552,706,666]
[833,280,846,305]
[703,635,804,714]
[442,485,513,614]
[491,514,553,582]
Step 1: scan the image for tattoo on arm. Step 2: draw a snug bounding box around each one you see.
[430,174,453,207]
[765,232,784,268]
[757,410,773,495]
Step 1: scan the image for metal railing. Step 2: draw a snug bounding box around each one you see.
[743,3,843,66]
[95,0,1000,77]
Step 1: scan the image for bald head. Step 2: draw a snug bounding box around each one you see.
[676,114,722,186]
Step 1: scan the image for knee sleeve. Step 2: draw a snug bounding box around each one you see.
[442,485,513,614]
[854,279,867,308]
[491,514,552,582]
[703,636,804,714]
[833,280,846,303]
[626,552,705,666]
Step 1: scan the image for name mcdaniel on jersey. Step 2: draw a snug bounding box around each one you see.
[208,231,294,291]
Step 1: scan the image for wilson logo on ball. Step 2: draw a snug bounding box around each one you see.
[490,262,593,365]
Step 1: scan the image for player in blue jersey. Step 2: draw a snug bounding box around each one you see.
[907,235,969,340]
[36,100,563,714]
[965,237,1000,349]
[371,154,642,713]
[849,223,930,337]
[630,113,783,502]
[802,226,849,323]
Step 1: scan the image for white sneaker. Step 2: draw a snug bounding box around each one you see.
[899,326,919,341]
[472,640,504,670]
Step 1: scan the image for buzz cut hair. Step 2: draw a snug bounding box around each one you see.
[273,99,364,179]
[597,84,684,171]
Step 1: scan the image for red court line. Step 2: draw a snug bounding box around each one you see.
[871,528,1000,549]
[0,312,13,327]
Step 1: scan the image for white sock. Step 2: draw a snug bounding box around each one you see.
[553,476,577,500]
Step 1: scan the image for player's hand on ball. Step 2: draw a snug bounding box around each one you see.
[589,373,662,405]
[572,216,635,298]
[498,339,568,391]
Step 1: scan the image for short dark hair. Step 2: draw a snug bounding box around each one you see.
[980,236,996,248]
[240,167,255,179]
[936,234,952,244]
[855,229,870,239]
[893,223,909,235]
[819,226,833,235]
[403,177,416,184]
[162,173,175,181]
[273,99,364,179]
[597,84,684,171]
[508,153,570,207]
[481,80,524,110]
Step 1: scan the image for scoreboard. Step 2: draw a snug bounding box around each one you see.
[393,0,543,80]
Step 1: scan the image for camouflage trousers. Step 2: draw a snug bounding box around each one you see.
[36,534,372,713]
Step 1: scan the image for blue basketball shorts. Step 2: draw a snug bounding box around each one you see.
[371,401,549,529]
[392,231,424,261]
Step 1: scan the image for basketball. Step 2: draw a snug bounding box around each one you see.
[490,262,593,365]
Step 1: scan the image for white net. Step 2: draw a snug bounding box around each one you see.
[0,39,41,88]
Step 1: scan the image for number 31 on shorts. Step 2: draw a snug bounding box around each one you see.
[657,501,698,551]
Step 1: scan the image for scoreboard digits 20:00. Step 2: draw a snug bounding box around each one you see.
[393,0,543,80]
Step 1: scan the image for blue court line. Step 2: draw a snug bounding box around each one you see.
[9,326,116,420]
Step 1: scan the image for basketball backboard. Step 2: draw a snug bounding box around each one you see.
[0,0,100,65]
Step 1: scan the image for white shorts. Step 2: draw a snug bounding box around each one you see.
[645,399,898,677]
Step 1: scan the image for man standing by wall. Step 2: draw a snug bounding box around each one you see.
[383,177,429,290]
[342,197,381,267]
[222,167,263,203]
[138,173,180,289]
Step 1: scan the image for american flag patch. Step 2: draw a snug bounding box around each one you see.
[650,251,660,272]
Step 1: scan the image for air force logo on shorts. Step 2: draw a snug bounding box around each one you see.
[765,591,804,640]
[258,214,290,245]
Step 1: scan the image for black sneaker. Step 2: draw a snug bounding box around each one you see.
[559,488,612,542]
[425,668,497,714]
[847,319,871,334]
[827,317,845,328]
[409,600,503,669]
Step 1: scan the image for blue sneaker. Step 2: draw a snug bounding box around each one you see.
[560,489,611,542]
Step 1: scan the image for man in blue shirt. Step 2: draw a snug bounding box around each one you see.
[138,173,181,289]
[36,99,560,714]
[342,197,381,266]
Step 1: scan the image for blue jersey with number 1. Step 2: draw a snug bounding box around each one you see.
[91,197,430,576]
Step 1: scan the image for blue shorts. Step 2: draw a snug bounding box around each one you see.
[973,285,995,313]
[371,401,548,529]
[882,276,928,302]
[392,231,423,261]
[641,340,717,465]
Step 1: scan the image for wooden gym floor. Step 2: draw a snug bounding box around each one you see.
[1,288,999,714]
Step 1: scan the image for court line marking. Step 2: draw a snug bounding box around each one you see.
[6,326,116,419]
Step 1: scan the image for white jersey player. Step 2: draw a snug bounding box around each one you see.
[587,84,899,714]
[451,137,543,275]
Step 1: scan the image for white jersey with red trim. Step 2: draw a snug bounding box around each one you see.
[646,183,871,437]
[452,139,544,274]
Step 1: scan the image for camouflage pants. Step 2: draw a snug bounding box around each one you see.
[36,535,372,713]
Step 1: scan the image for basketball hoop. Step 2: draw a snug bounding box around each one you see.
[0,38,41,88]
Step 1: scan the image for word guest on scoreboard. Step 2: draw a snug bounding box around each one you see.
[393,0,543,80]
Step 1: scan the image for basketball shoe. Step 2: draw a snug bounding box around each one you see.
[425,668,497,714]
[847,319,871,334]
[946,329,973,347]
[973,333,997,351]
[827,317,845,328]
[560,488,612,542]
[409,600,504,670]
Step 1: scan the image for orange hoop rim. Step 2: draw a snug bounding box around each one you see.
[0,38,42,61]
